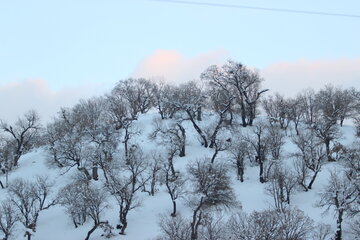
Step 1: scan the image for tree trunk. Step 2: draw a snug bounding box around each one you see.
[171,200,177,217]
[210,149,219,164]
[177,123,186,157]
[335,210,343,240]
[92,165,98,181]
[197,106,202,121]
[120,220,127,235]
[78,167,92,180]
[85,223,98,240]
[25,231,32,240]
[259,161,265,183]
[237,162,244,182]
[186,110,208,147]
[307,171,319,190]
[325,139,333,162]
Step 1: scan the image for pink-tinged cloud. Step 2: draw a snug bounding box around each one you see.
[132,49,229,83]
[0,79,102,124]
[261,58,360,96]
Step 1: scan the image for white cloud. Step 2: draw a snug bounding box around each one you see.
[261,58,360,96]
[0,79,105,124]
[132,49,229,84]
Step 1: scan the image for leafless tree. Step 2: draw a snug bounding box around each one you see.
[201,60,268,127]
[350,217,360,239]
[112,78,155,119]
[229,137,250,182]
[225,211,252,240]
[288,95,306,135]
[292,128,327,191]
[161,160,187,217]
[170,81,207,147]
[142,152,162,196]
[265,164,297,211]
[262,93,291,131]
[311,116,342,162]
[205,89,233,149]
[298,88,320,125]
[152,81,179,119]
[0,110,41,167]
[197,212,226,240]
[227,208,314,240]
[187,159,238,240]
[105,145,148,235]
[9,176,55,240]
[311,223,332,240]
[316,170,359,240]
[0,140,14,188]
[150,118,186,157]
[45,108,90,172]
[106,93,132,130]
[243,122,270,183]
[0,200,19,240]
[156,213,191,240]
[58,175,111,240]
[277,207,314,240]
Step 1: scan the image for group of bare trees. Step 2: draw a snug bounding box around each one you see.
[0,176,55,240]
[2,59,360,240]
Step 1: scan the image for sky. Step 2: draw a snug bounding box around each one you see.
[1,0,360,123]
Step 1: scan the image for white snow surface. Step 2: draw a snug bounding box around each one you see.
[0,111,357,240]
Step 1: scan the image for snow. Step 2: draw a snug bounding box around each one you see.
[0,111,356,240]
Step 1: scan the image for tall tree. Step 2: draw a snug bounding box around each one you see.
[201,60,268,127]
[0,110,41,167]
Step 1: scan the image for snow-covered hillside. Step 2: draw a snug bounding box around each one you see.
[1,109,359,240]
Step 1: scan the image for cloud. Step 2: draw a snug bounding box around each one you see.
[261,58,360,97]
[0,79,104,124]
[132,49,229,84]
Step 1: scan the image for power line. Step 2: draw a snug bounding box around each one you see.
[148,0,360,19]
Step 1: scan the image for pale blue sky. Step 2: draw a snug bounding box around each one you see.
[1,0,360,122]
[1,0,359,89]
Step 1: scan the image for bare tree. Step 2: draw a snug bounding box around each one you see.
[206,89,233,149]
[0,201,19,240]
[292,128,327,191]
[316,170,359,240]
[197,212,226,240]
[187,159,238,240]
[227,208,314,240]
[142,152,162,196]
[243,122,270,183]
[298,88,320,125]
[150,118,186,157]
[201,60,268,127]
[311,117,342,162]
[0,110,41,167]
[265,164,297,211]
[152,81,179,120]
[58,176,111,240]
[161,160,187,217]
[156,213,191,240]
[277,207,314,240]
[350,217,360,239]
[262,93,291,131]
[0,140,14,188]
[311,223,332,240]
[112,78,155,119]
[105,145,148,235]
[9,176,55,240]
[288,95,306,135]
[171,81,207,147]
[229,137,250,182]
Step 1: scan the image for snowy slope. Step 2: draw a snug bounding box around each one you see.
[0,111,356,240]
